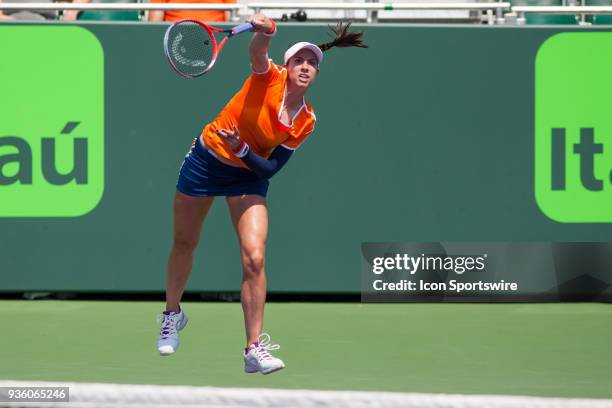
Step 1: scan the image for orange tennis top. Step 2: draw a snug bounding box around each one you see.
[201,60,316,168]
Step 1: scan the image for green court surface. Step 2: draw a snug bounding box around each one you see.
[2,301,611,399]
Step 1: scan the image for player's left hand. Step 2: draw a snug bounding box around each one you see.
[216,126,243,151]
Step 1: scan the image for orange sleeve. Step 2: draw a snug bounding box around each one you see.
[149,0,165,3]
[251,60,284,84]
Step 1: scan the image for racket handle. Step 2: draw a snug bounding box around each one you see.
[231,22,255,36]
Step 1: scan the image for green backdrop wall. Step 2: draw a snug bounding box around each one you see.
[1,22,612,297]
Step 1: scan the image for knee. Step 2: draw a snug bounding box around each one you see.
[242,249,265,277]
[172,236,199,255]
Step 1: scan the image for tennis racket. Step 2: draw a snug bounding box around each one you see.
[164,20,255,78]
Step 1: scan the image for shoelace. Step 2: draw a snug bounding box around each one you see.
[254,333,280,361]
[156,313,179,340]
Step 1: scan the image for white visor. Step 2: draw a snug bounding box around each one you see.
[283,42,323,66]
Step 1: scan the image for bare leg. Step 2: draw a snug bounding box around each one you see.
[166,191,214,312]
[226,195,268,347]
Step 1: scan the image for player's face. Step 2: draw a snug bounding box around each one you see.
[287,49,319,90]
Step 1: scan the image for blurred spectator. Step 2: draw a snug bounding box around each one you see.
[0,0,57,20]
[147,0,236,22]
[63,0,140,21]
[62,0,91,21]
[0,0,11,20]
[63,0,92,21]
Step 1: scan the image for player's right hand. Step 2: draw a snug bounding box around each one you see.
[247,13,274,33]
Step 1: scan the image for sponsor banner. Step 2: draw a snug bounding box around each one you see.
[535,33,612,223]
[0,26,104,217]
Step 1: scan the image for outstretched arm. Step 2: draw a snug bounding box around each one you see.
[246,13,276,73]
[241,146,293,179]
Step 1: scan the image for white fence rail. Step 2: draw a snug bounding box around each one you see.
[1,2,612,25]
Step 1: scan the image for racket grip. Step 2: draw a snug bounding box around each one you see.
[231,22,255,36]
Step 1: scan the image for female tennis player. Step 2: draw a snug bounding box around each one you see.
[156,14,366,375]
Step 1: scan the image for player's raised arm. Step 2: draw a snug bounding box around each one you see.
[247,13,276,73]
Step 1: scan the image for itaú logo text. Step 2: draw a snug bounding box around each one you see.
[550,128,609,192]
[0,121,104,217]
[0,122,88,186]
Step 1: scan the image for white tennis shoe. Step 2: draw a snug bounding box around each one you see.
[156,308,188,356]
[243,333,285,375]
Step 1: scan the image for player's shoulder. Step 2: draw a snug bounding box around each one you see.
[303,100,316,122]
[270,60,286,75]
[250,59,286,84]
[264,60,287,81]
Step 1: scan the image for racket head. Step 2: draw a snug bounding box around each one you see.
[163,20,219,78]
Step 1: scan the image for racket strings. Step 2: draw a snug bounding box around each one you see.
[166,21,215,77]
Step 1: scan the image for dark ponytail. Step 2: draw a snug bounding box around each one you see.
[318,22,368,52]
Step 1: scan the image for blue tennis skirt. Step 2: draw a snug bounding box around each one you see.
[176,137,269,197]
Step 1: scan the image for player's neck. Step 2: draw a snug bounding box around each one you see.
[285,84,306,107]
